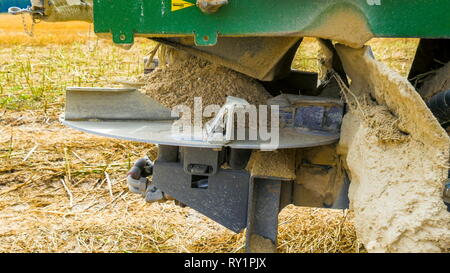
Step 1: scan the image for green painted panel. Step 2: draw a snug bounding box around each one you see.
[93,0,450,46]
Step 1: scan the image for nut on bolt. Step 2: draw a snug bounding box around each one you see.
[197,0,228,13]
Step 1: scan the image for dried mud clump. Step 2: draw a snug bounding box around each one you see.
[141,46,271,111]
[247,149,297,180]
[357,97,409,144]
[337,45,450,253]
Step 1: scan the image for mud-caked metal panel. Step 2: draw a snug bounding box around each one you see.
[154,36,301,81]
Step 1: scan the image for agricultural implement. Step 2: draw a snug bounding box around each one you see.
[10,0,450,252]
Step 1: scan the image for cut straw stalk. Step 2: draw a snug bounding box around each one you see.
[105,171,114,199]
[60,178,74,208]
[23,144,38,161]
[64,147,71,182]
[96,191,127,212]
[71,150,89,164]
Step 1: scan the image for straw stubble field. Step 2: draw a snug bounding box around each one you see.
[0,14,418,252]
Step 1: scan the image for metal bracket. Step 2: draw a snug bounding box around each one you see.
[153,146,249,232]
[245,177,293,253]
[182,147,225,176]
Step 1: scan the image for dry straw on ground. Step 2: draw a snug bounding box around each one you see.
[0,14,419,252]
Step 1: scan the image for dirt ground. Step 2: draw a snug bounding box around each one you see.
[0,14,419,253]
